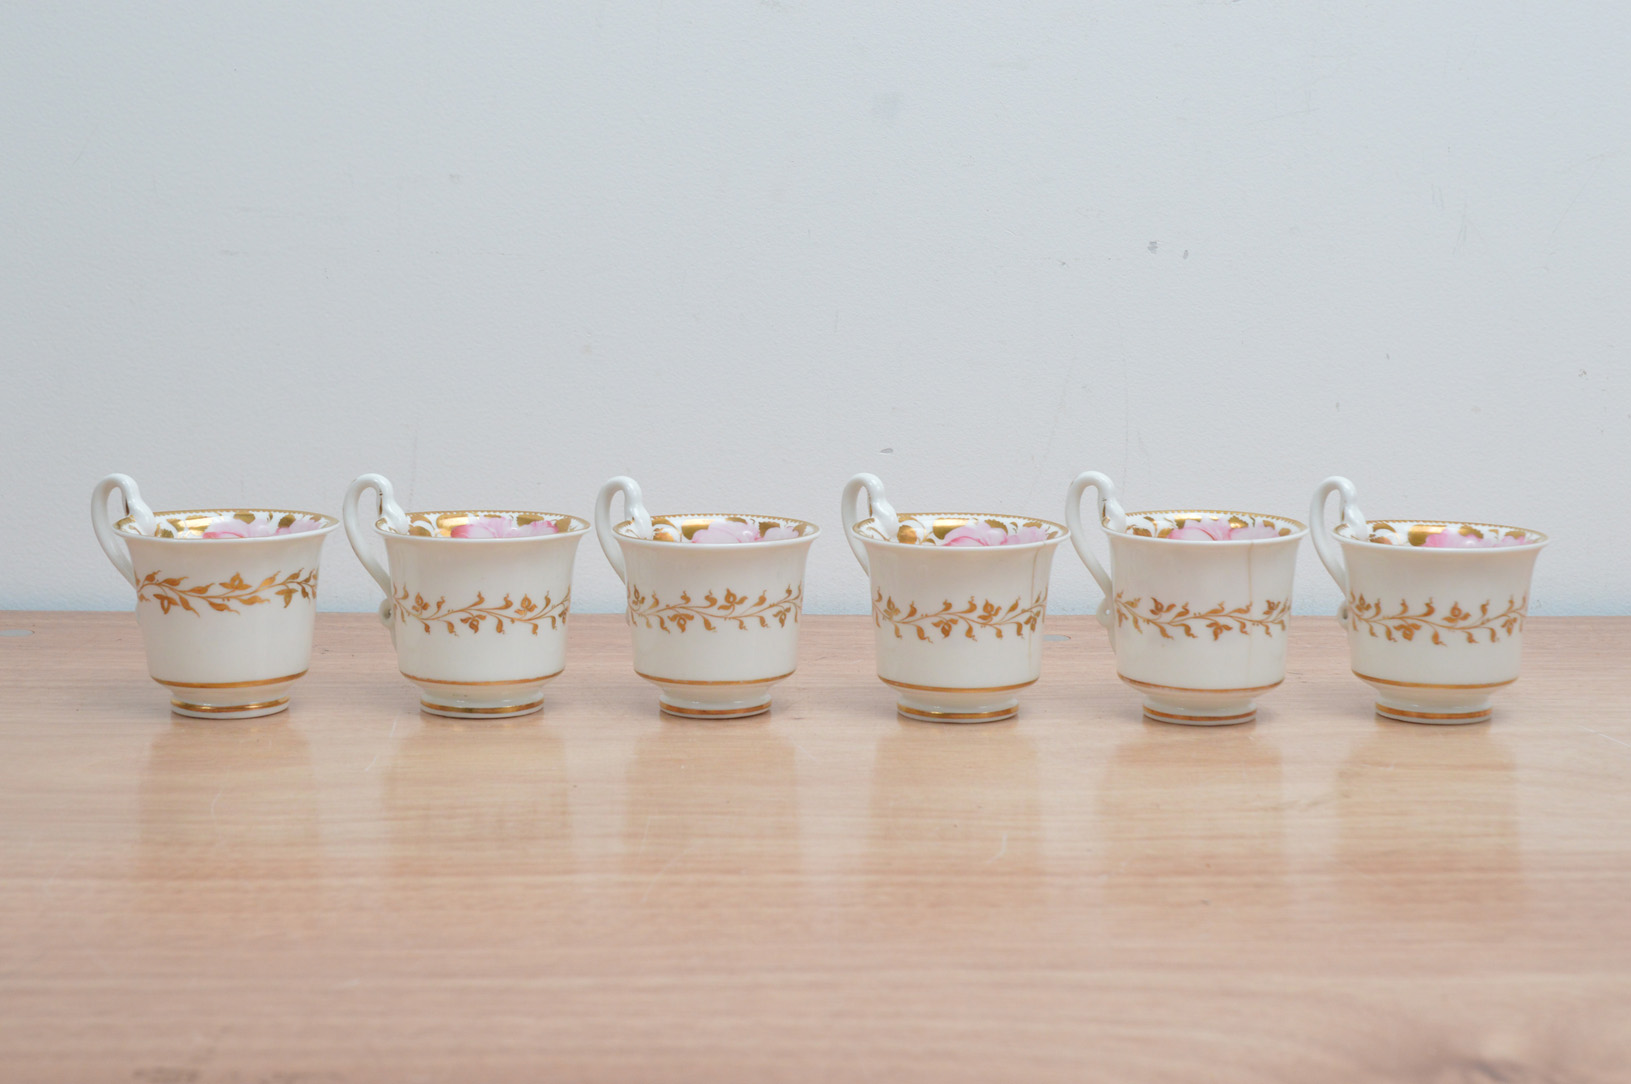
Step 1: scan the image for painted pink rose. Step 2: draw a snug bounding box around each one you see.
[201,515,325,538]
[450,516,559,539]
[687,520,802,544]
[942,522,1009,547]
[1422,530,1529,549]
[1165,518,1281,541]
[690,520,761,544]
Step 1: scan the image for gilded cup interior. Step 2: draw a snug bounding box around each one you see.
[117,509,338,539]
[1336,519,1547,548]
[1112,509,1306,541]
[853,513,1066,546]
[615,514,818,543]
[377,511,589,538]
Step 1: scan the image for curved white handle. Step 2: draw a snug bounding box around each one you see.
[343,473,407,632]
[1310,475,1365,618]
[1065,471,1126,637]
[594,476,652,583]
[840,473,899,575]
[91,473,156,587]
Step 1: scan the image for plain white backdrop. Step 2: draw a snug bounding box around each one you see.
[2,2,1626,618]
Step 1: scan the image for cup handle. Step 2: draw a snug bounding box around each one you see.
[840,473,899,575]
[1065,471,1126,638]
[343,473,407,631]
[91,474,156,588]
[1310,475,1365,619]
[595,476,652,583]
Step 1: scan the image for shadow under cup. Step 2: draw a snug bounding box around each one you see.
[1100,510,1307,725]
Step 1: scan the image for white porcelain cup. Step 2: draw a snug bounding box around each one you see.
[595,476,819,720]
[1066,471,1306,725]
[841,473,1066,723]
[344,474,589,720]
[1311,476,1548,725]
[91,473,339,719]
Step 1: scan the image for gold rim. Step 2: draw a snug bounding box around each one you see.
[1119,675,1282,695]
[1376,704,1492,721]
[380,511,590,538]
[853,511,1067,546]
[1145,707,1256,724]
[153,670,306,689]
[878,676,1037,693]
[400,669,563,686]
[1114,508,1307,533]
[1354,671,1516,690]
[897,704,1019,722]
[634,670,793,687]
[616,514,820,543]
[420,699,545,716]
[1337,518,1548,548]
[660,701,772,718]
[118,509,338,538]
[170,698,289,714]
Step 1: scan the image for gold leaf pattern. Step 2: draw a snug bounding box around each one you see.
[871,588,1046,641]
[136,569,319,615]
[1113,592,1289,640]
[627,584,803,632]
[392,585,570,636]
[1348,593,1527,645]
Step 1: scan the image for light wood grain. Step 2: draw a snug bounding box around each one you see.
[2,612,1629,1083]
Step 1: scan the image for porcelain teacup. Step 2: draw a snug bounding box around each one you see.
[91,474,339,718]
[1310,476,1548,724]
[594,476,819,719]
[344,474,589,719]
[841,473,1066,723]
[1066,472,1306,725]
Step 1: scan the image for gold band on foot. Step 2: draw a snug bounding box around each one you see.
[421,698,544,716]
[1376,704,1492,723]
[170,697,289,714]
[1144,706,1256,725]
[897,704,1018,723]
[660,702,771,719]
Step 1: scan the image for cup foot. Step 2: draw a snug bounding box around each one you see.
[1355,672,1507,726]
[1375,703,1492,725]
[1119,674,1276,727]
[420,698,544,720]
[1143,704,1255,726]
[404,670,559,720]
[884,680,1031,724]
[170,697,290,720]
[638,671,789,721]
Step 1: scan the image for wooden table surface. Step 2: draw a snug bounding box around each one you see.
[1,612,1628,1083]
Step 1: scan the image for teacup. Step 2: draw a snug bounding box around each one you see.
[1310,476,1548,724]
[91,473,339,718]
[841,473,1066,723]
[344,474,589,719]
[1066,471,1306,725]
[594,476,819,719]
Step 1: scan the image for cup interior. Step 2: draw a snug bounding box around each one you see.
[1112,509,1305,541]
[852,512,1065,546]
[379,511,589,538]
[117,509,337,539]
[616,514,817,543]
[1336,519,1547,548]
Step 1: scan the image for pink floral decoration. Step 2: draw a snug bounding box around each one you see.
[1421,530,1529,549]
[201,515,325,539]
[449,516,559,539]
[687,520,803,544]
[940,522,1051,546]
[1164,518,1282,542]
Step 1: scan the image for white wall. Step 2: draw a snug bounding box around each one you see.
[2,2,1626,618]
